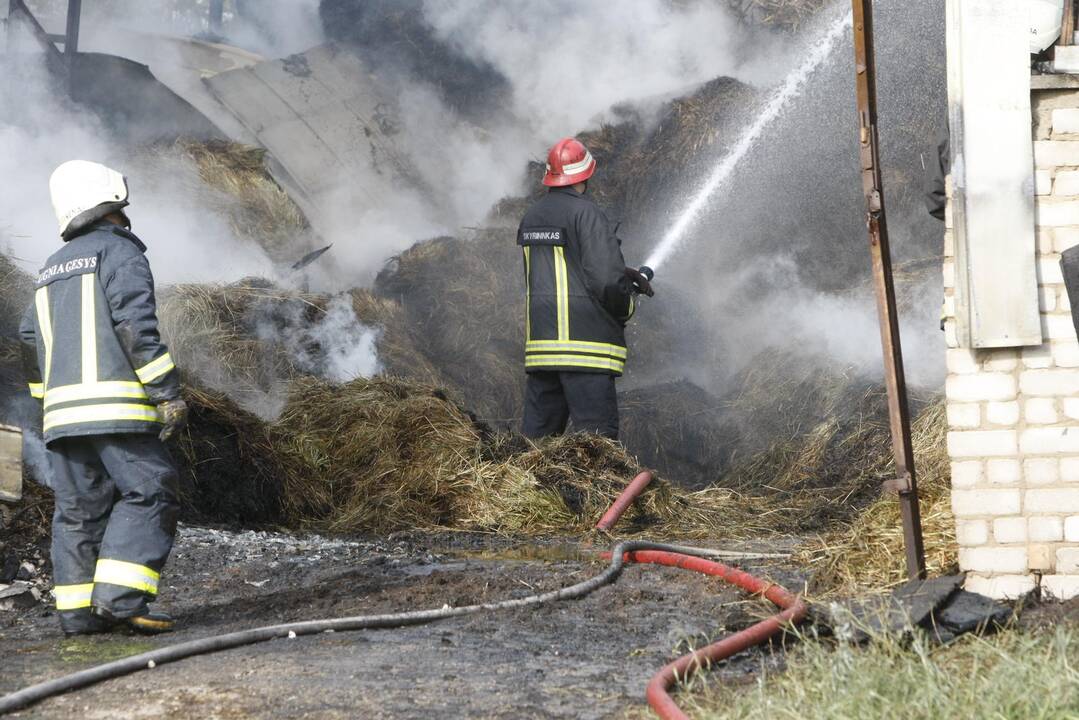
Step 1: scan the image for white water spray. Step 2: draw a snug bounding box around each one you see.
[644,11,854,270]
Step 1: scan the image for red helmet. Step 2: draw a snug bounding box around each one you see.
[542,137,596,187]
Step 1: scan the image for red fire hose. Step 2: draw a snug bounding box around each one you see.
[596,470,653,531]
[0,471,803,718]
[627,551,806,720]
[601,471,807,720]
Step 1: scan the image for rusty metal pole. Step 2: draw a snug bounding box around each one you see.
[851,0,926,580]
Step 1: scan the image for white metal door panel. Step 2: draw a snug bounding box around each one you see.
[947,0,1041,348]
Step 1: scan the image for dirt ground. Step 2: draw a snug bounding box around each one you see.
[0,526,805,719]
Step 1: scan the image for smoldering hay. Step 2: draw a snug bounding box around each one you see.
[0,0,952,591]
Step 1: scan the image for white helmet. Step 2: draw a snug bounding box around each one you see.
[49,160,129,240]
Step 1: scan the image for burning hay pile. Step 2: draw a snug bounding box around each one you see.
[371,231,526,423]
[0,37,950,594]
[157,279,328,414]
[172,374,742,536]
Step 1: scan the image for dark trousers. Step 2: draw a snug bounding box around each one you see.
[47,434,179,632]
[523,371,619,440]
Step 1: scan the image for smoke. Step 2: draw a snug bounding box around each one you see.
[421,0,792,140]
[307,0,796,286]
[2,0,947,424]
[0,397,52,489]
[254,294,381,384]
[0,58,275,283]
[74,1,324,58]
[703,252,945,391]
[619,0,948,392]
[0,19,372,421]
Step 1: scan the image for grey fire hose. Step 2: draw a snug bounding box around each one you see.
[0,540,728,715]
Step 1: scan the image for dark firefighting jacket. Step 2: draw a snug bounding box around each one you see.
[518,187,635,375]
[19,222,180,444]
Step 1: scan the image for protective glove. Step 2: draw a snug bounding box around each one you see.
[157,399,189,442]
[624,266,654,297]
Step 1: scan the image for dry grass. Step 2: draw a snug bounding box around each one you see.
[795,400,956,596]
[174,139,313,262]
[373,231,525,424]
[262,375,711,535]
[161,283,949,565]
[173,372,758,537]
[158,280,325,410]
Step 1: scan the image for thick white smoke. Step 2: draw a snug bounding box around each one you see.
[254,294,381,384]
[312,0,794,285]
[0,59,274,283]
[422,0,792,140]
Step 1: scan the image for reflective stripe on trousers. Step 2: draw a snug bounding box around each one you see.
[54,582,94,610]
[94,558,160,596]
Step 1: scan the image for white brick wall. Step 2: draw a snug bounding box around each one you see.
[1037,169,1054,195]
[1053,108,1079,134]
[956,519,988,546]
[941,92,1079,601]
[1025,398,1058,424]
[959,547,1028,574]
[986,459,1021,484]
[992,517,1027,544]
[1030,516,1064,542]
[951,489,1021,516]
[1043,575,1079,600]
[947,374,1017,401]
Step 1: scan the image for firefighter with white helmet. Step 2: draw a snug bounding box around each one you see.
[517,138,654,440]
[19,160,187,635]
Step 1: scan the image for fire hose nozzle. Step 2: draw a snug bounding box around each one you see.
[629,265,655,297]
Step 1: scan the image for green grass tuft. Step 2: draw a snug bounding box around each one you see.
[687,625,1079,720]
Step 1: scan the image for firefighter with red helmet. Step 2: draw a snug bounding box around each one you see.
[517,138,654,440]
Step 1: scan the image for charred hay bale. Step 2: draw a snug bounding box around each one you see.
[348,288,445,387]
[727,0,829,32]
[374,232,524,424]
[0,254,36,419]
[0,478,53,583]
[251,375,726,537]
[173,386,283,526]
[0,253,33,339]
[158,281,327,413]
[619,380,732,490]
[716,351,943,534]
[576,77,758,233]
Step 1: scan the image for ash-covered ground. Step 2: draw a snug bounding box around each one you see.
[1,525,803,719]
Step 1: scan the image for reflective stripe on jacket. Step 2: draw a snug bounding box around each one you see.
[518,187,634,376]
[19,223,180,443]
